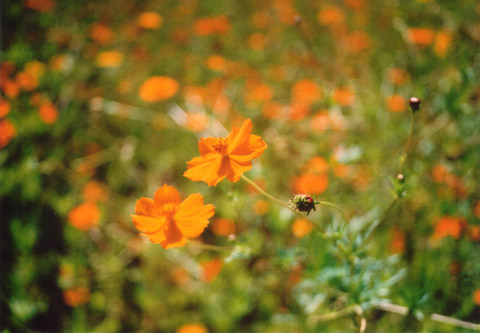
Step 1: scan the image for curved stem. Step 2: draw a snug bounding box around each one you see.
[318,201,349,224]
[240,175,326,234]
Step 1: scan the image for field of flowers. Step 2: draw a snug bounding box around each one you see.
[1,0,480,331]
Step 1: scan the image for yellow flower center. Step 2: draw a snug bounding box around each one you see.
[160,203,178,218]
[212,137,228,156]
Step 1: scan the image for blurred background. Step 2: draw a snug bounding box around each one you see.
[1,0,480,331]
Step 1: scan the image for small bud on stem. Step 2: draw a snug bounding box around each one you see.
[409,97,421,112]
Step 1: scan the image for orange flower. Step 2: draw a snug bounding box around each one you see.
[317,6,344,26]
[63,287,90,307]
[293,173,328,195]
[131,184,215,249]
[387,94,407,113]
[292,79,322,105]
[193,15,230,36]
[407,28,435,46]
[388,68,409,86]
[89,23,114,45]
[292,218,313,238]
[83,181,108,202]
[68,202,100,231]
[177,323,208,333]
[333,87,354,106]
[39,102,58,124]
[211,217,236,236]
[184,119,267,186]
[201,257,223,282]
[139,76,179,102]
[25,0,55,12]
[474,290,480,306]
[96,51,123,68]
[137,12,163,30]
[433,216,465,241]
[0,119,17,149]
[0,98,10,118]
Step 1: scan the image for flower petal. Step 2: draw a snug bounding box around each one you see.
[183,153,225,186]
[225,158,252,183]
[131,214,166,233]
[175,193,215,238]
[229,134,267,163]
[161,219,186,249]
[198,137,220,155]
[135,198,161,216]
[227,119,252,154]
[154,184,181,205]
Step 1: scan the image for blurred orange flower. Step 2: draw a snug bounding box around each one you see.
[0,98,10,118]
[292,218,313,238]
[131,184,215,249]
[206,55,227,72]
[474,290,480,306]
[83,181,108,202]
[137,12,163,29]
[333,87,354,106]
[390,228,405,253]
[201,257,223,282]
[63,287,90,307]
[317,6,344,26]
[193,15,230,36]
[434,30,452,57]
[292,79,322,105]
[433,216,466,241]
[387,94,407,113]
[474,201,480,219]
[0,119,17,149]
[184,119,267,186]
[25,0,55,12]
[96,51,123,68]
[470,226,480,242]
[177,323,208,333]
[15,72,38,91]
[293,173,328,195]
[407,28,435,46]
[68,202,101,231]
[39,102,58,124]
[253,199,269,215]
[89,23,114,45]
[139,76,179,102]
[211,217,236,236]
[186,113,209,133]
[345,31,371,53]
[247,33,267,50]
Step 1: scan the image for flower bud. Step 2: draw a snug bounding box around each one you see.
[289,194,317,215]
[409,97,421,112]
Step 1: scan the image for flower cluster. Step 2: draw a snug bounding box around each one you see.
[132,119,267,249]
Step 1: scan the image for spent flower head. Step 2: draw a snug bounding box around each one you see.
[289,194,318,215]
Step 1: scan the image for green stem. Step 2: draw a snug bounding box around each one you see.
[318,201,349,224]
[399,109,414,173]
[240,175,326,234]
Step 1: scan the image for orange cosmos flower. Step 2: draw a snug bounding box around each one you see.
[131,184,215,249]
[177,323,208,333]
[63,287,90,307]
[137,12,163,30]
[184,119,267,186]
[68,202,101,231]
[139,76,179,102]
[0,119,17,149]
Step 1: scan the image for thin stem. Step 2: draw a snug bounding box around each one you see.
[187,240,231,252]
[240,175,326,234]
[310,305,358,323]
[399,109,414,173]
[372,301,480,331]
[318,201,349,224]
